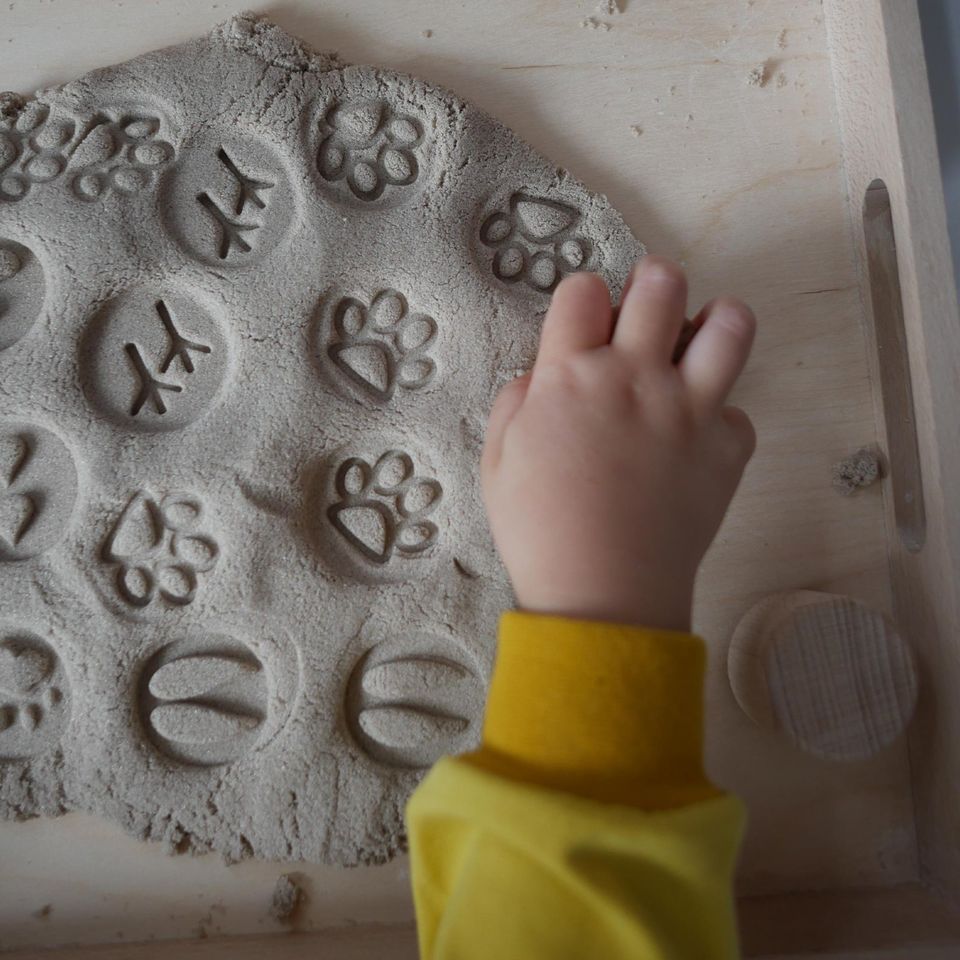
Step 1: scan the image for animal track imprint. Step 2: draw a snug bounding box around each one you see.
[0,239,46,352]
[0,423,78,562]
[328,450,442,565]
[161,131,293,268]
[0,628,69,761]
[327,289,437,401]
[480,192,591,292]
[102,490,219,609]
[0,102,174,203]
[346,637,483,769]
[83,286,227,432]
[197,148,275,259]
[317,99,425,201]
[138,634,267,766]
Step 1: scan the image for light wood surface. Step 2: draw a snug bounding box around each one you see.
[823,0,960,903]
[0,0,956,956]
[728,590,918,761]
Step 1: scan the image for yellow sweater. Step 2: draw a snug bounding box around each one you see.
[406,611,744,959]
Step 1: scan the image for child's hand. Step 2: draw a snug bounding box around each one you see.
[481,256,756,632]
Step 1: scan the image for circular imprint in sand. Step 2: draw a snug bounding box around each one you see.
[0,627,70,760]
[478,191,593,294]
[0,421,78,562]
[314,98,428,205]
[317,287,439,403]
[160,130,295,268]
[345,634,483,769]
[323,448,444,578]
[137,633,270,767]
[81,285,229,432]
[0,239,45,352]
[728,590,919,762]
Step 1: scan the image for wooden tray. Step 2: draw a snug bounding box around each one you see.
[2,0,958,956]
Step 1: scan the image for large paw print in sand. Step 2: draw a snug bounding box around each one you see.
[325,289,437,402]
[316,99,425,202]
[480,192,592,293]
[101,490,220,610]
[328,450,442,566]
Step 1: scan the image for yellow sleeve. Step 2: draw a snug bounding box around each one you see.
[405,611,745,960]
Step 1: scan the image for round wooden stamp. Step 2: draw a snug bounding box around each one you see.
[728,590,918,761]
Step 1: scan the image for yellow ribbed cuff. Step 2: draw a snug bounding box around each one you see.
[466,611,719,810]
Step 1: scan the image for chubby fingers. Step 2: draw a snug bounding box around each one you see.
[481,371,532,473]
[533,272,613,373]
[680,297,756,411]
[612,255,688,366]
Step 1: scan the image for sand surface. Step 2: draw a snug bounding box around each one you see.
[0,13,641,864]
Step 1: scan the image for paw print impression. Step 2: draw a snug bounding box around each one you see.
[0,628,69,761]
[0,103,175,204]
[480,192,591,293]
[328,451,442,567]
[317,99,425,203]
[69,111,175,202]
[0,102,75,203]
[326,289,437,402]
[101,490,220,610]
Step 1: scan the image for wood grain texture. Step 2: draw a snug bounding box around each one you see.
[0,925,419,960]
[0,0,952,955]
[823,0,960,902]
[728,590,918,761]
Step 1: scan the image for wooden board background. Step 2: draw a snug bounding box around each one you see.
[0,0,920,950]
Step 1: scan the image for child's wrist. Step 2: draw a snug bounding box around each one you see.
[514,579,693,633]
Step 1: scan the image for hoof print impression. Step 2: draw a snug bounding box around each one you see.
[346,637,483,769]
[317,99,425,202]
[480,192,591,292]
[0,628,69,761]
[139,634,267,766]
[328,450,442,566]
[325,289,437,402]
[102,490,219,609]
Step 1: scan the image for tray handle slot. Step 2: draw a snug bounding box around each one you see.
[863,178,926,553]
